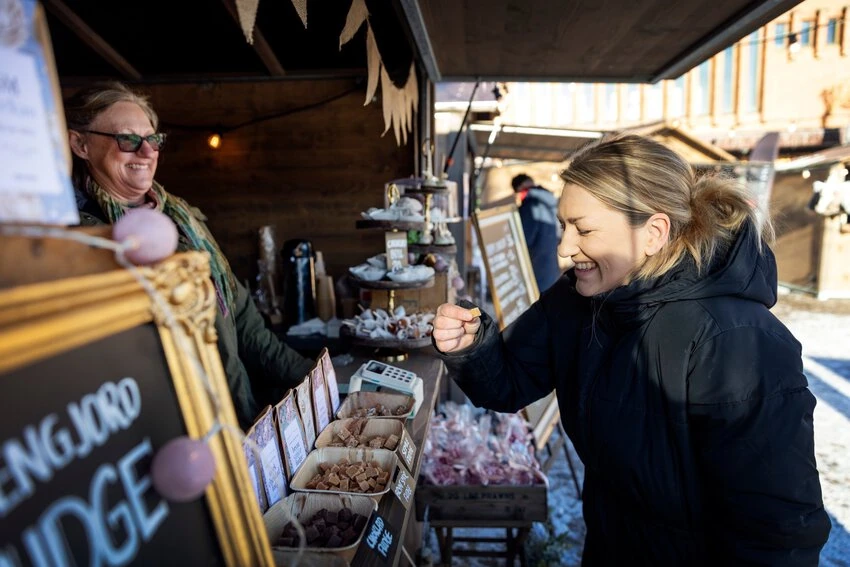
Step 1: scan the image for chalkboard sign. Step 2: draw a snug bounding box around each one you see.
[473,205,540,329]
[0,249,273,566]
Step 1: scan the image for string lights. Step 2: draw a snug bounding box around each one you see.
[161,84,362,151]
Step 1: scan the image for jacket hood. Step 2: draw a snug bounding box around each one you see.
[570,222,778,326]
[527,186,558,207]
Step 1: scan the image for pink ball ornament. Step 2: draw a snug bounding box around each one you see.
[451,275,465,290]
[113,209,178,265]
[151,436,217,502]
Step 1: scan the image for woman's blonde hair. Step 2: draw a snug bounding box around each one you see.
[560,134,774,280]
[64,81,159,189]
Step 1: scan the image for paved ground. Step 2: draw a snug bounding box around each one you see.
[425,292,850,566]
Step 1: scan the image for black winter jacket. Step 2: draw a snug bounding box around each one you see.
[439,225,830,565]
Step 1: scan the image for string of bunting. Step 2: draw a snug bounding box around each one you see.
[234,0,418,146]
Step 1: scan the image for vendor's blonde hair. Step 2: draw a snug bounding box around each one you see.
[561,134,774,280]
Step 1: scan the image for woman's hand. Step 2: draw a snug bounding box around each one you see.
[432,303,481,353]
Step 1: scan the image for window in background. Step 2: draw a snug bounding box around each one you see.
[556,83,575,125]
[512,82,532,125]
[827,18,838,44]
[668,76,685,118]
[534,83,553,126]
[603,84,618,122]
[625,84,641,121]
[775,22,787,46]
[576,84,595,123]
[692,60,711,116]
[801,20,813,46]
[746,31,759,113]
[646,82,663,121]
[722,47,734,114]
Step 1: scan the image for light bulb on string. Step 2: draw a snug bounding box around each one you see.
[207,132,222,150]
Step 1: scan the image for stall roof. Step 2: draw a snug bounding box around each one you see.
[774,144,850,172]
[470,121,735,164]
[46,0,802,85]
[400,0,804,82]
[470,124,603,163]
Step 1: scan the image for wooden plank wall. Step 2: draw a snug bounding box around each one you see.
[110,79,414,285]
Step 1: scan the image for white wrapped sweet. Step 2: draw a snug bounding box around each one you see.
[385,265,435,283]
[348,263,386,281]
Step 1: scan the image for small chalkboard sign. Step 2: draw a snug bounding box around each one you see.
[0,247,273,566]
[473,204,540,329]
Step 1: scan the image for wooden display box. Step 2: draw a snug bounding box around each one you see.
[369,271,455,313]
[414,482,548,524]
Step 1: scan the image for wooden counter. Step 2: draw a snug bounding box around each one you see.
[337,349,443,566]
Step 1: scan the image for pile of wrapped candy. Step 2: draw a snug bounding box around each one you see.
[421,402,545,486]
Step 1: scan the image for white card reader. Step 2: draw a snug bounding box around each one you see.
[348,360,424,417]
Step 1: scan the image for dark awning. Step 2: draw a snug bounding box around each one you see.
[399,0,804,82]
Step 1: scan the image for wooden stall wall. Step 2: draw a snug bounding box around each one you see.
[87,79,414,285]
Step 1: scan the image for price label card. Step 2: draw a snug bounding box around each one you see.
[385,231,408,271]
[391,462,415,510]
[361,512,397,564]
[310,364,331,433]
[295,379,316,449]
[275,393,308,479]
[396,428,416,471]
[320,348,340,414]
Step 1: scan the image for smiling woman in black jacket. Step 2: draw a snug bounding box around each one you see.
[433,135,831,565]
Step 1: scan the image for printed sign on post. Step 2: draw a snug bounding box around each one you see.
[385,231,408,272]
[252,406,287,507]
[295,379,316,449]
[309,363,331,434]
[319,347,340,414]
[0,1,78,224]
[274,393,308,480]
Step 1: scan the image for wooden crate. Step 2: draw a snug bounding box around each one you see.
[414,483,548,524]
[369,272,455,313]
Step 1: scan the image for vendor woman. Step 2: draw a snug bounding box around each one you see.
[64,81,312,429]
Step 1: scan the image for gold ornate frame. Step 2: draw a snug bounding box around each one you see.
[0,247,273,567]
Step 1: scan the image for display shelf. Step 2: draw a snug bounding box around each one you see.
[346,334,433,350]
[352,277,435,291]
[408,243,457,255]
[355,219,462,231]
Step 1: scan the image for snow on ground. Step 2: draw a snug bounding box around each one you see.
[426,292,850,566]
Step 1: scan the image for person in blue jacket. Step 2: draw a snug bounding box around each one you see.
[436,135,830,565]
[512,173,562,292]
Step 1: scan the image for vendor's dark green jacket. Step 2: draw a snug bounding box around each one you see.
[77,189,312,429]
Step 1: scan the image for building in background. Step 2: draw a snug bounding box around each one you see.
[493,0,849,156]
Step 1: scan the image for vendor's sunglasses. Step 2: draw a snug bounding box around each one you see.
[81,130,166,152]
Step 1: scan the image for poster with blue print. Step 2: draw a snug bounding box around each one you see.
[0,0,78,225]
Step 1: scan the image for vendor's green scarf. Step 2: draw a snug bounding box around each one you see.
[86,177,237,317]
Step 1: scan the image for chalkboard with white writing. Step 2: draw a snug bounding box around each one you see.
[0,246,274,567]
[0,323,223,566]
[473,205,540,329]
